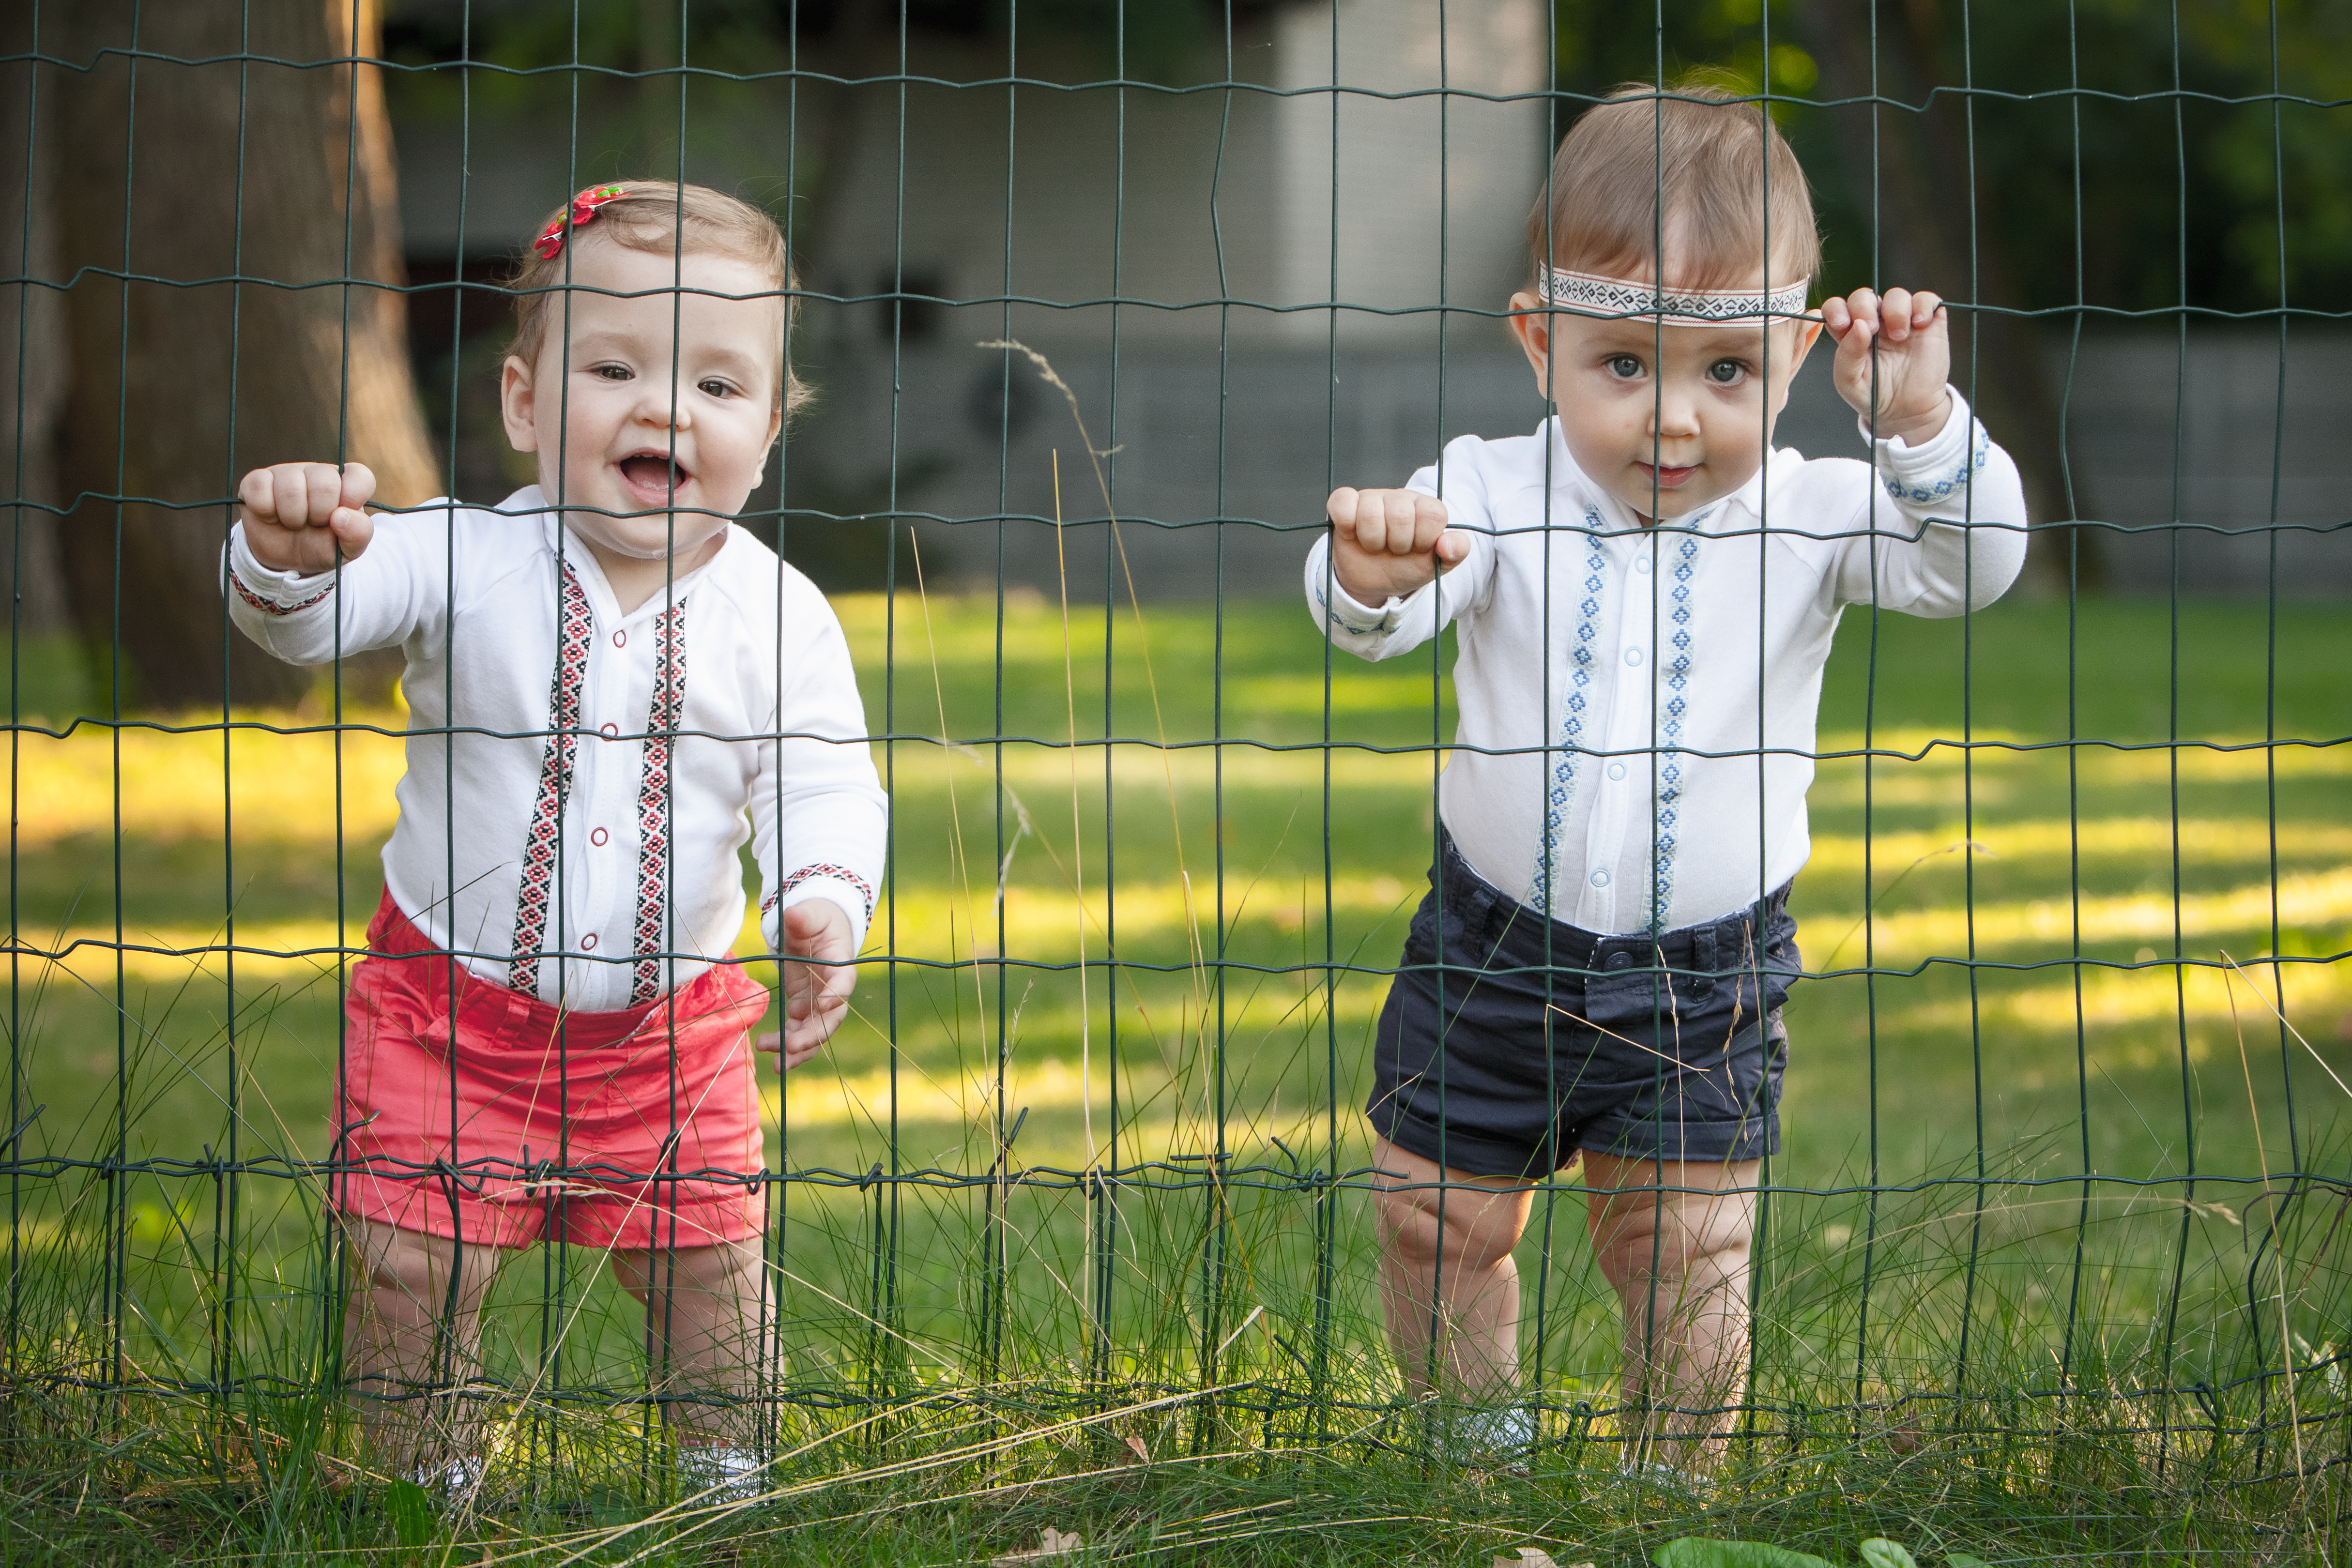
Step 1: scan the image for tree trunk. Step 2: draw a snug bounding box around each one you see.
[49,0,437,710]
[1793,0,2102,593]
[0,5,72,641]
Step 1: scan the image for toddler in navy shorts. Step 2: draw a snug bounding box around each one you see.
[1304,78,2027,1464]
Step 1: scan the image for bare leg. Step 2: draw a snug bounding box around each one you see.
[1371,1137,1536,1401]
[1582,1152,1759,1468]
[609,1240,769,1448]
[342,1218,507,1478]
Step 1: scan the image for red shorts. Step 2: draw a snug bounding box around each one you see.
[335,891,771,1251]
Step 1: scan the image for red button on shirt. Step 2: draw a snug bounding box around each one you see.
[581,932,598,951]
[590,827,609,847]
[600,722,619,737]
[613,629,627,648]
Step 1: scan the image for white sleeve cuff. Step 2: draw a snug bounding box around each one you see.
[224,527,339,616]
[1306,554,1402,637]
[1864,388,1992,509]
[763,868,878,957]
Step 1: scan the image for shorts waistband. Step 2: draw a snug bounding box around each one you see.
[361,890,755,1051]
[1430,826,1791,978]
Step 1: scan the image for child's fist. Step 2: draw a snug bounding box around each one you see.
[758,899,857,1070]
[1326,487,1468,607]
[1820,287,1953,446]
[237,461,377,575]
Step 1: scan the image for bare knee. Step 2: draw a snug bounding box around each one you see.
[1376,1172,1529,1277]
[610,1242,763,1315]
[1586,1162,1756,1294]
[1594,1209,1751,1295]
[345,1219,494,1319]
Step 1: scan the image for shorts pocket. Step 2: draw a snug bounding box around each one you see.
[1397,889,1444,965]
[1582,965,1672,1033]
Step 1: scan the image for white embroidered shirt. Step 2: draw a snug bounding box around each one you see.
[226,486,887,1013]
[1304,390,2028,935]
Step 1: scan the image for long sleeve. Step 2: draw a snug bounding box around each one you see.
[223,502,459,663]
[748,591,888,956]
[1302,437,1501,662]
[1828,389,2030,617]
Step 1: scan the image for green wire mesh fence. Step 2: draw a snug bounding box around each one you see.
[2,0,2349,1497]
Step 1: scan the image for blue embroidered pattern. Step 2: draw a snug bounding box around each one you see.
[1313,578,1392,638]
[1529,510,1606,916]
[1881,420,1992,505]
[1644,531,1702,933]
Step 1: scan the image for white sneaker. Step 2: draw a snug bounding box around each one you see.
[1443,1404,1536,1467]
[402,1455,484,1500]
[678,1444,769,1506]
[1620,1456,1712,1500]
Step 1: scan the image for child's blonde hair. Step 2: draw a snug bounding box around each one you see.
[507,180,809,416]
[1530,76,1820,294]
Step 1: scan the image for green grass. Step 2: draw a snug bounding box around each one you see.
[2,587,2348,1563]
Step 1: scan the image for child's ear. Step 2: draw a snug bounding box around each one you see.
[752,409,783,492]
[1507,291,1552,398]
[1767,319,1826,417]
[500,354,541,454]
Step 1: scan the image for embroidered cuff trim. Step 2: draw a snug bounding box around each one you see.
[1313,580,1393,638]
[1880,421,1992,506]
[228,565,336,618]
[764,864,878,926]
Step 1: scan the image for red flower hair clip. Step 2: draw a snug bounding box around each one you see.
[533,184,628,260]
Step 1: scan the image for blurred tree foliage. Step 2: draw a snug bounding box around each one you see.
[382,0,1277,106]
[1550,0,2352,318]
[378,0,2351,315]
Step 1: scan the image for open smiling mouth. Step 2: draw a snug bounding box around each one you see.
[619,451,690,496]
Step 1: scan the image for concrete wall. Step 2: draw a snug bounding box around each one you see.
[1268,0,1549,342]
[781,324,2352,600]
[379,4,2349,602]
[798,0,1547,347]
[2043,332,2351,596]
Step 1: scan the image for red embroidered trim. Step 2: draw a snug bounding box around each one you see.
[507,563,595,996]
[628,603,687,1005]
[228,566,335,618]
[764,863,877,926]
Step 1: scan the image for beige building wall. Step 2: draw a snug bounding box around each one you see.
[806,0,1549,347]
[1270,0,1549,342]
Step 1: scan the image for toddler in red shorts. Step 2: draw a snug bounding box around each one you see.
[225,182,884,1500]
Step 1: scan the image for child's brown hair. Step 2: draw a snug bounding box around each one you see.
[1529,76,1820,294]
[507,180,808,416]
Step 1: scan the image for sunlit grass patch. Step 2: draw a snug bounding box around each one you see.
[1,592,2347,1560]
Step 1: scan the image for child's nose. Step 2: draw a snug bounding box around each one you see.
[632,377,692,428]
[1648,388,1700,439]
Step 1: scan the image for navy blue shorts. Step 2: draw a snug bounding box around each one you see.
[1367,831,1799,1179]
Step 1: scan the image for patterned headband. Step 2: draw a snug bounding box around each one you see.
[1540,267,1815,326]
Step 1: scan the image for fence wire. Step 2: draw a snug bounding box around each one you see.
[3,0,2350,1499]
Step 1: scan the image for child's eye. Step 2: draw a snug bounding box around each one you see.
[698,378,737,399]
[1606,354,1644,380]
[594,364,632,381]
[1707,359,1747,385]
